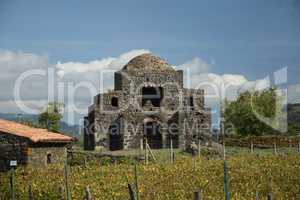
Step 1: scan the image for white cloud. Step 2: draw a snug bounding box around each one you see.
[0,50,51,101]
[175,57,210,74]
[175,59,278,127]
[0,49,297,125]
[219,74,248,86]
[174,57,269,102]
[0,49,152,124]
[56,49,150,78]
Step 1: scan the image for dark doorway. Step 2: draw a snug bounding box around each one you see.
[109,119,123,151]
[142,87,163,107]
[189,96,194,107]
[47,153,52,164]
[109,133,123,151]
[111,97,118,107]
[144,121,162,149]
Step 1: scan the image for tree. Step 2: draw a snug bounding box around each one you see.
[39,102,64,133]
[287,103,300,135]
[224,88,281,137]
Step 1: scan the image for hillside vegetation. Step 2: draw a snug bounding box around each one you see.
[288,103,300,134]
[225,88,300,136]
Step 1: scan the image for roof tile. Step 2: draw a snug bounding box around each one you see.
[0,119,74,143]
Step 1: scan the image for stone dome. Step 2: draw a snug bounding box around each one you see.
[122,53,176,73]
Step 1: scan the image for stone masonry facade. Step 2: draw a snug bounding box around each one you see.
[84,53,212,151]
[0,132,68,171]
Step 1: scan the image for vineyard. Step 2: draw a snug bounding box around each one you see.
[220,135,300,148]
[1,151,300,200]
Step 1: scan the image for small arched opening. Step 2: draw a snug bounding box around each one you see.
[47,153,52,164]
[142,86,163,107]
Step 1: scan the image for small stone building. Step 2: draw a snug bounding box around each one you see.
[0,119,74,171]
[84,53,212,151]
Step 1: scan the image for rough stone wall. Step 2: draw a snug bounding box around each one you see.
[118,70,183,149]
[85,67,212,151]
[94,112,120,148]
[27,146,67,167]
[0,131,28,144]
[0,132,69,170]
[99,91,122,112]
[0,132,28,171]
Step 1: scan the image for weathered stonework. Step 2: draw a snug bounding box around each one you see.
[0,132,69,171]
[27,146,67,167]
[84,53,212,151]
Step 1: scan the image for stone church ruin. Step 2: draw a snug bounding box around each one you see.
[84,53,212,151]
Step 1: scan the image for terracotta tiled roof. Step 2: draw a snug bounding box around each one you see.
[0,119,74,143]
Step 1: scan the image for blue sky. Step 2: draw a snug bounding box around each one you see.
[0,0,299,124]
[1,0,299,81]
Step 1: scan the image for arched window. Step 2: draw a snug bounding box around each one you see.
[47,153,52,164]
[142,86,163,107]
[111,97,118,107]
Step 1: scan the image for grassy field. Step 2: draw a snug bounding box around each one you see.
[1,149,300,200]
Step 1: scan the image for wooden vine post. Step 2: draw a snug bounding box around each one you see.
[267,192,273,200]
[58,185,64,200]
[146,143,157,163]
[84,157,87,168]
[198,139,201,158]
[10,167,15,200]
[255,191,259,200]
[273,142,278,155]
[134,164,140,200]
[194,189,202,200]
[64,164,72,200]
[170,139,174,164]
[223,159,230,200]
[28,184,33,200]
[84,186,92,200]
[140,139,143,150]
[127,183,136,200]
[139,139,143,161]
[145,139,149,165]
[193,156,196,172]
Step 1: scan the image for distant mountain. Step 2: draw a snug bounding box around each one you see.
[0,113,80,137]
[288,103,300,135]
